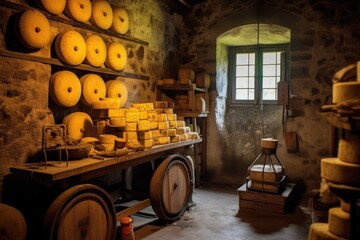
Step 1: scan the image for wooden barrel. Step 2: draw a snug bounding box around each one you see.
[150,154,193,221]
[43,184,116,240]
[0,203,27,240]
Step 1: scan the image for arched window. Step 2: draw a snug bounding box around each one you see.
[219,24,291,105]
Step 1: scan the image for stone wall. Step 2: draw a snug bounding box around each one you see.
[180,0,360,197]
[0,0,182,198]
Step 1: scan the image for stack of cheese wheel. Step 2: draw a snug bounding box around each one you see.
[111,7,129,35]
[62,112,93,141]
[36,0,66,15]
[79,74,106,106]
[178,67,195,84]
[17,9,51,49]
[65,0,92,23]
[332,63,360,103]
[55,30,86,66]
[90,0,113,30]
[309,136,360,240]
[105,42,127,71]
[105,80,128,108]
[50,71,82,107]
[85,34,107,67]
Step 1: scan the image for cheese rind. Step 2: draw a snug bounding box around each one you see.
[328,207,350,238]
[50,71,81,107]
[321,158,360,186]
[308,223,346,240]
[332,82,360,103]
[338,136,360,164]
[109,117,126,127]
[80,74,106,106]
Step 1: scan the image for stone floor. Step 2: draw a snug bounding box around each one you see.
[133,183,311,240]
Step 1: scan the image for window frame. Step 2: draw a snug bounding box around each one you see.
[228,43,290,106]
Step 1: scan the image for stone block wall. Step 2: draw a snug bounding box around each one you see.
[180,0,360,198]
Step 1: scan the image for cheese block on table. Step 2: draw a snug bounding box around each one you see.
[105,80,128,108]
[176,127,187,135]
[147,111,157,121]
[99,134,117,144]
[167,114,177,121]
[169,121,177,129]
[111,7,129,35]
[91,98,121,109]
[55,31,86,65]
[171,135,181,143]
[65,0,92,23]
[328,207,350,239]
[126,111,139,123]
[139,139,153,149]
[154,101,168,109]
[180,134,188,141]
[125,131,137,140]
[168,129,177,137]
[138,120,150,131]
[154,137,170,145]
[109,117,126,127]
[149,121,158,130]
[50,71,81,107]
[138,131,152,140]
[338,136,360,164]
[158,121,169,130]
[105,42,127,71]
[132,103,154,111]
[332,82,360,103]
[152,130,161,138]
[108,108,126,118]
[85,35,107,67]
[80,74,106,106]
[308,223,346,240]
[188,132,199,139]
[90,0,113,30]
[125,123,137,132]
[115,138,126,149]
[157,114,167,122]
[138,111,148,120]
[321,158,360,186]
[177,121,186,127]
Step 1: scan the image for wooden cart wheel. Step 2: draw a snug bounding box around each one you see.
[150,154,193,221]
[43,184,116,240]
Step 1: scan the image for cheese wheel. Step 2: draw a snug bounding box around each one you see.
[321,158,360,186]
[63,112,93,140]
[260,138,278,149]
[105,80,128,107]
[99,134,117,144]
[105,42,127,71]
[49,71,81,107]
[38,0,66,15]
[80,74,106,106]
[332,82,360,103]
[65,0,92,23]
[308,223,346,240]
[338,136,360,164]
[111,7,129,35]
[248,164,284,182]
[85,35,107,67]
[178,68,195,82]
[328,207,350,238]
[55,31,86,66]
[91,98,121,109]
[91,0,113,30]
[18,9,51,49]
[195,72,211,88]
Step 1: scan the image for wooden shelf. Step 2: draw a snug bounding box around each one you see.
[157,85,207,92]
[175,111,209,118]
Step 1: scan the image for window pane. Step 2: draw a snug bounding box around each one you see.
[249,65,255,76]
[263,52,277,64]
[263,77,276,88]
[249,53,255,64]
[236,89,248,100]
[236,77,249,88]
[249,89,255,100]
[236,54,249,65]
[263,65,276,76]
[236,66,249,76]
[262,89,277,100]
[249,77,255,88]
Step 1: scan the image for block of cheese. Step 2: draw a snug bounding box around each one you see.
[108,108,126,118]
[308,223,346,240]
[126,111,139,123]
[132,102,154,110]
[149,121,158,130]
[185,126,191,133]
[160,130,169,137]
[261,138,278,149]
[188,132,199,139]
[139,111,148,120]
[126,139,141,148]
[177,121,186,127]
[171,135,181,143]
[91,98,121,109]
[154,136,170,145]
[138,120,150,131]
[332,82,360,103]
[140,139,153,149]
[147,111,157,121]
[248,164,284,182]
[167,114,177,121]
[158,121,169,130]
[154,109,164,114]
[138,131,152,140]
[338,136,360,164]
[110,117,126,127]
[164,108,173,114]
[180,134,188,141]
[115,137,126,149]
[152,130,161,138]
[125,131,138,140]
[169,121,177,129]
[99,134,117,144]
[321,158,360,186]
[168,129,177,137]
[154,101,168,109]
[125,123,137,132]
[157,114,168,122]
[101,143,114,152]
[177,127,187,135]
[328,207,350,239]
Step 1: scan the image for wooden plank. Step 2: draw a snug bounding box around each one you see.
[116,199,151,220]
[239,199,287,213]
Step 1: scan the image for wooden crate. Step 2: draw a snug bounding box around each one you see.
[237,183,297,214]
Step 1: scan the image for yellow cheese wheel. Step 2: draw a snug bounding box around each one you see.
[260,138,278,149]
[99,134,117,144]
[105,80,128,107]
[65,0,92,23]
[62,112,93,140]
[55,31,86,66]
[38,0,66,15]
[308,223,346,240]
[49,71,81,107]
[178,68,195,82]
[105,42,127,71]
[328,207,350,238]
[195,72,211,88]
[332,82,360,103]
[18,9,51,49]
[338,136,360,164]
[80,74,106,106]
[91,98,121,109]
[321,158,360,186]
[111,7,129,35]
[85,35,107,67]
[91,0,113,30]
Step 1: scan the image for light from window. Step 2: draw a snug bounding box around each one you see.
[235,53,255,100]
[262,52,281,100]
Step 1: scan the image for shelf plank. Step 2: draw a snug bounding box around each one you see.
[0,49,150,80]
[157,85,207,92]
[175,111,209,117]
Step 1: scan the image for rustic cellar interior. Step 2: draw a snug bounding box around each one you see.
[0,0,360,239]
